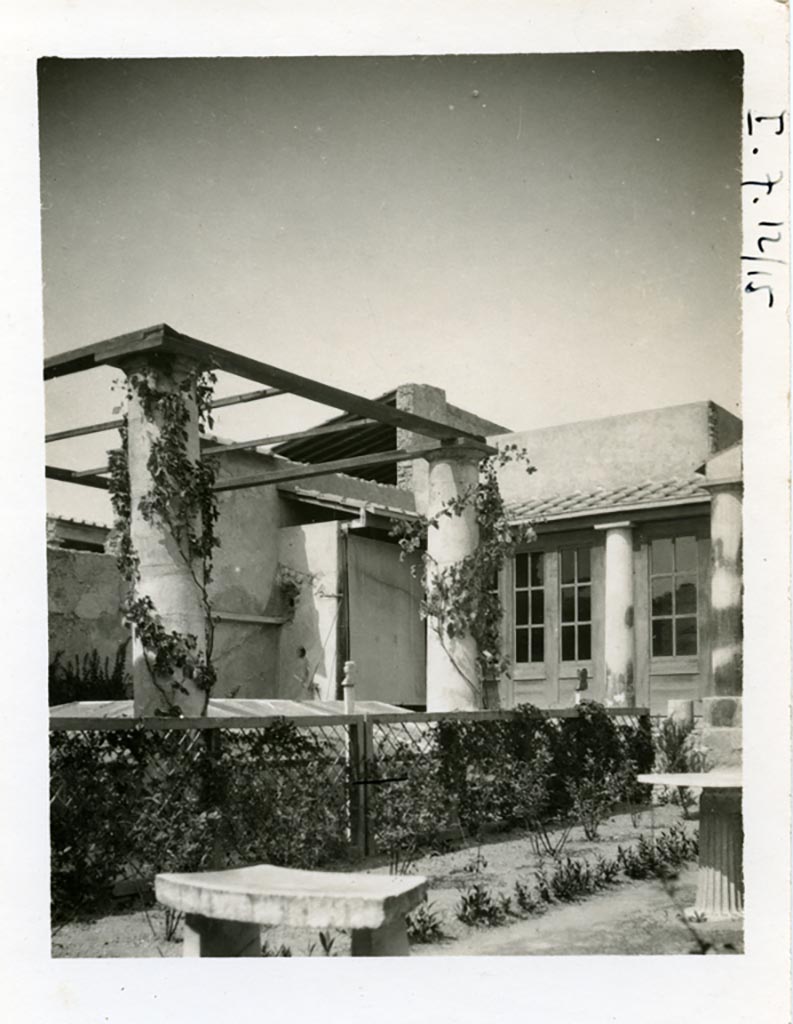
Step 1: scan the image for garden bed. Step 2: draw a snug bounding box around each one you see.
[51,804,742,958]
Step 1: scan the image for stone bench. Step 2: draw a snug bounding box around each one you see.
[155,864,427,957]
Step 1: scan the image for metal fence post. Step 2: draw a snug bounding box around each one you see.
[347,717,367,858]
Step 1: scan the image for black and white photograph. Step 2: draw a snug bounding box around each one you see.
[2,2,790,1022]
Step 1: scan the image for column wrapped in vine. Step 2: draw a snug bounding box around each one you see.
[392,445,535,708]
[107,358,220,716]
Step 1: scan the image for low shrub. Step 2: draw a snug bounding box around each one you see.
[617,825,698,879]
[534,852,621,904]
[261,940,293,957]
[566,753,623,841]
[513,879,544,915]
[407,902,445,943]
[456,884,512,927]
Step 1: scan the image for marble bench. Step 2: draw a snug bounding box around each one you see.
[155,864,427,957]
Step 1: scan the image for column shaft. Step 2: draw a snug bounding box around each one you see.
[708,484,742,698]
[125,357,208,717]
[601,524,635,706]
[425,444,490,711]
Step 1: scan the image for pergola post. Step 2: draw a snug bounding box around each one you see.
[424,440,493,711]
[123,355,208,717]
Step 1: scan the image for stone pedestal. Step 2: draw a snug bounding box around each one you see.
[595,521,635,706]
[123,356,208,717]
[350,917,411,956]
[693,788,744,920]
[183,914,261,957]
[425,440,493,711]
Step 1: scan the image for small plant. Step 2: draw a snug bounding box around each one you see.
[163,907,183,943]
[261,940,293,957]
[462,847,488,874]
[456,883,511,927]
[513,879,544,915]
[406,902,445,943]
[617,825,699,879]
[534,865,553,904]
[566,754,622,841]
[533,853,621,904]
[592,853,620,888]
[548,856,595,902]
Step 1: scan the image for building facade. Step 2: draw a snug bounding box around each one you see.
[47,389,741,716]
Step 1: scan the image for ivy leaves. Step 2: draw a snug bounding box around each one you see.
[390,445,536,702]
[107,360,219,715]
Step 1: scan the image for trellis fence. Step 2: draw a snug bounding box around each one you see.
[50,705,652,923]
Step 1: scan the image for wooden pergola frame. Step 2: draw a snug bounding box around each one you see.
[45,322,486,491]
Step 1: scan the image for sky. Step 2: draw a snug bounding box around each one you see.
[39,52,743,525]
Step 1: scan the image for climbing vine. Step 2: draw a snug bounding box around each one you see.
[107,358,220,716]
[391,444,536,707]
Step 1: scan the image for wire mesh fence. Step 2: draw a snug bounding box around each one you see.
[50,704,653,924]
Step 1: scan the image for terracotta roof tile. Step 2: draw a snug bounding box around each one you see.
[506,474,708,523]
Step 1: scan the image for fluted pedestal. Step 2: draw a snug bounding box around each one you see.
[692,788,743,920]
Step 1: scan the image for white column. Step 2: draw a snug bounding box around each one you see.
[707,483,743,698]
[124,356,208,717]
[596,521,635,707]
[425,440,493,711]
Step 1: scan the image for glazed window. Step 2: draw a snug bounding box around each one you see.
[560,547,592,662]
[514,552,544,664]
[650,536,698,657]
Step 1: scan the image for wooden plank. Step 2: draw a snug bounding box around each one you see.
[46,418,124,443]
[210,387,284,409]
[45,323,480,442]
[44,322,485,440]
[207,418,377,453]
[211,446,445,492]
[162,327,484,441]
[46,388,286,445]
[45,465,110,490]
[73,417,382,476]
[43,325,166,380]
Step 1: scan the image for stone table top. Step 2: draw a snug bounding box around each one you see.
[637,771,742,789]
[156,864,427,931]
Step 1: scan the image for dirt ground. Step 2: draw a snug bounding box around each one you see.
[52,804,743,958]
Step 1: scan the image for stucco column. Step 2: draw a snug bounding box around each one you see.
[707,482,743,699]
[425,439,494,711]
[596,521,635,706]
[123,356,208,717]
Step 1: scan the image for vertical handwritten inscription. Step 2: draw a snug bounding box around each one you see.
[742,111,786,309]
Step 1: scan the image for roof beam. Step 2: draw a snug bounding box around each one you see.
[44,323,483,443]
[212,447,446,492]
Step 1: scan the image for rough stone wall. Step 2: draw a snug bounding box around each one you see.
[47,546,129,666]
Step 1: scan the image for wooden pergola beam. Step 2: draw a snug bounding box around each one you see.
[44,323,483,444]
[45,386,286,443]
[45,465,110,490]
[212,447,447,492]
[72,417,381,478]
